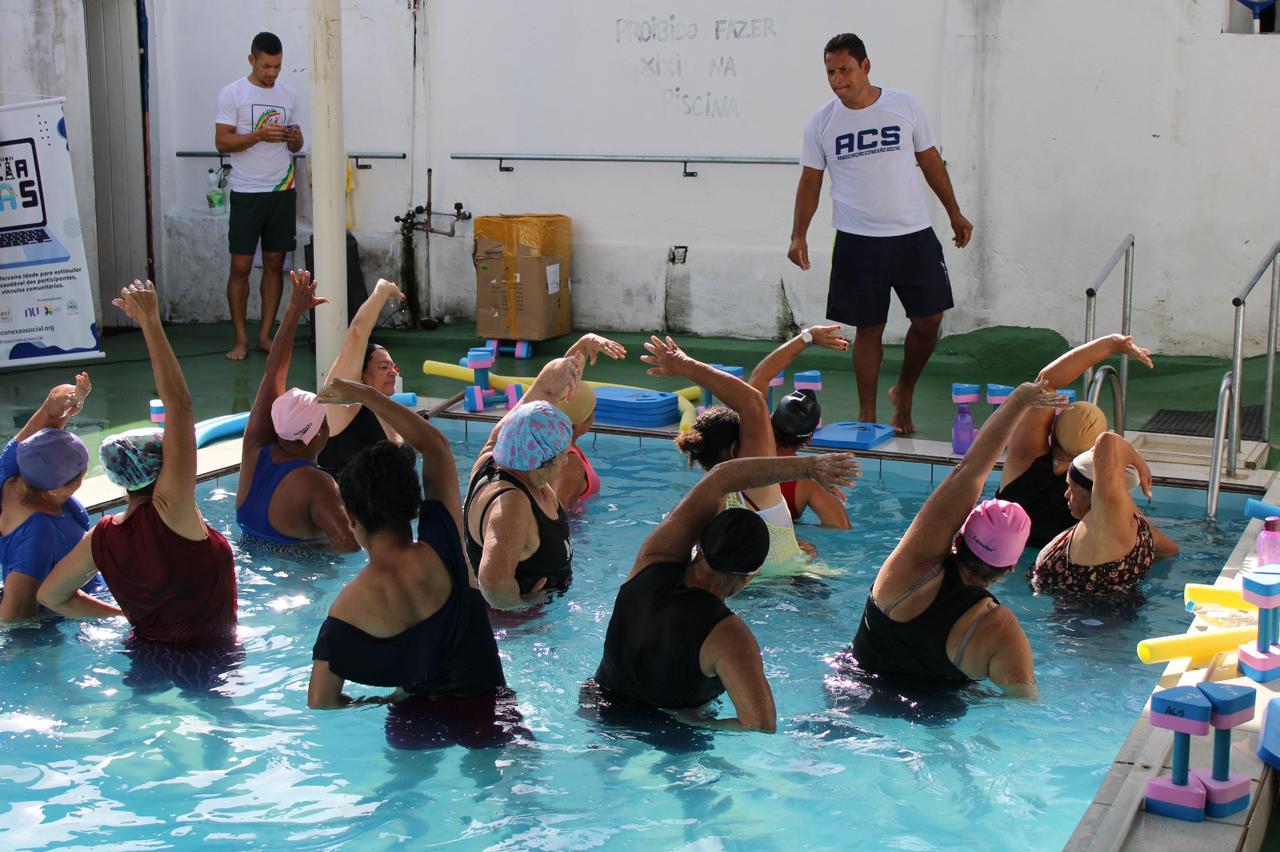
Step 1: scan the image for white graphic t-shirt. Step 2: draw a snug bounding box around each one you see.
[214,77,298,193]
[801,88,938,237]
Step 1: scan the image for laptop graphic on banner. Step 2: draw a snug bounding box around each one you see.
[0,137,72,270]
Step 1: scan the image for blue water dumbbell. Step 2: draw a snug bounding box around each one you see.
[700,365,744,410]
[1190,682,1255,818]
[463,383,523,413]
[485,339,534,359]
[767,371,785,409]
[1144,686,1212,821]
[1238,572,1280,682]
[149,398,165,425]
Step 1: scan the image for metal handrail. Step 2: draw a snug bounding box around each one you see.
[176,150,405,170]
[450,151,797,177]
[1225,239,1280,475]
[1087,365,1126,439]
[1082,235,1135,410]
[1207,372,1234,519]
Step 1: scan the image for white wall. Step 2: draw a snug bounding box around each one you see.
[150,0,1280,355]
[0,0,102,324]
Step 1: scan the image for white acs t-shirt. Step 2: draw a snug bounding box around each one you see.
[801,88,938,237]
[214,77,298,193]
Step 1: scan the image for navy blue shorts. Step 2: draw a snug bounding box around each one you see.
[826,227,954,328]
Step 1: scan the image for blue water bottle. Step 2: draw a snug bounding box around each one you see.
[952,383,979,455]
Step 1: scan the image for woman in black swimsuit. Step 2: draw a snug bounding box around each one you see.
[464,356,584,610]
[307,379,504,709]
[316,278,405,478]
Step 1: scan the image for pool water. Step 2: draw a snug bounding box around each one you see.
[0,424,1249,850]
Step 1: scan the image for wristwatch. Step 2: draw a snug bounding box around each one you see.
[800,330,814,346]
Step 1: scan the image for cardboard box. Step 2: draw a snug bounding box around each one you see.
[474,214,572,341]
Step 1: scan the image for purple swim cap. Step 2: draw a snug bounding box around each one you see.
[16,428,89,491]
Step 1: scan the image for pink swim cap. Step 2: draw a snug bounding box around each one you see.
[960,498,1031,568]
[271,388,326,444]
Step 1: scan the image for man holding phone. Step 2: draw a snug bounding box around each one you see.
[214,31,304,360]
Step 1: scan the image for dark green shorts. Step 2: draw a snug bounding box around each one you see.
[228,188,296,256]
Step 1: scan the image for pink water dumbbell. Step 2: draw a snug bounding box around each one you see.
[1145,686,1211,821]
[1189,682,1255,819]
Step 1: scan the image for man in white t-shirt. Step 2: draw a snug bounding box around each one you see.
[214,31,304,361]
[788,33,972,435]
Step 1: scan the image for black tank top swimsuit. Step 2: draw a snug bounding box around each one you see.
[852,555,998,683]
[317,404,388,478]
[311,500,506,698]
[594,561,733,709]
[463,459,572,595]
[995,452,1077,549]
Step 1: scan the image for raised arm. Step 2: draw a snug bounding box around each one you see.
[564,332,627,366]
[15,374,91,443]
[1085,432,1157,549]
[643,336,773,456]
[112,281,205,533]
[471,355,584,478]
[887,382,1068,571]
[1038,334,1153,391]
[321,278,404,435]
[633,453,859,575]
[748,325,847,396]
[318,379,461,529]
[242,270,328,453]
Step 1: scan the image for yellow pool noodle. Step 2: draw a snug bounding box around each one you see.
[422,359,697,431]
[1136,625,1256,664]
[1184,583,1255,612]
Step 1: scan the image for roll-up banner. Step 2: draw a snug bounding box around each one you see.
[0,97,103,367]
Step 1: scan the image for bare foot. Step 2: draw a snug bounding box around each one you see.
[888,386,915,435]
[225,341,249,361]
[256,338,273,355]
[858,404,878,424]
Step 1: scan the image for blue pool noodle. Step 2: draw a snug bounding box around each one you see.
[1246,499,1280,522]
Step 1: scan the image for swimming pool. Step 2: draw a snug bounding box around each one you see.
[0,424,1249,849]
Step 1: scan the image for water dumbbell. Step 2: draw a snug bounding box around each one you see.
[1238,571,1280,682]
[149,398,165,425]
[484,339,534,359]
[986,383,1014,409]
[1189,682,1255,818]
[794,370,822,393]
[1144,686,1212,821]
[767,371,785,409]
[463,383,523,413]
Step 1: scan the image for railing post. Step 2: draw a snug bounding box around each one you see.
[1120,242,1134,434]
[1229,303,1247,475]
[1083,294,1097,389]
[1266,256,1279,446]
[1208,372,1234,519]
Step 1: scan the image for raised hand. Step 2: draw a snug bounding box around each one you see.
[811,452,861,495]
[1016,379,1072,409]
[569,333,627,365]
[373,278,406,302]
[287,269,329,313]
[112,279,159,325]
[1113,334,1154,370]
[806,324,848,352]
[641,335,694,378]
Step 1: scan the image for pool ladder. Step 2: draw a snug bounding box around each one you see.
[1207,240,1280,518]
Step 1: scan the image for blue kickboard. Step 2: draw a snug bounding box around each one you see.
[1197,682,1256,716]
[1258,697,1280,769]
[810,421,895,451]
[593,387,680,413]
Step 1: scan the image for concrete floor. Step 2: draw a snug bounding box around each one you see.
[2,320,1275,474]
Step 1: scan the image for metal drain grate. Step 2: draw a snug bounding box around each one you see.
[1139,404,1265,441]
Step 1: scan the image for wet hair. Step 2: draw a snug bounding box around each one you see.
[338,441,421,536]
[824,33,867,63]
[673,406,740,471]
[363,343,388,371]
[954,536,1013,585]
[251,32,283,57]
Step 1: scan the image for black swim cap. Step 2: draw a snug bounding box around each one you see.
[771,389,821,440]
[699,508,769,574]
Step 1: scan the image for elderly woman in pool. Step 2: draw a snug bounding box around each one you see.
[463,356,584,610]
[1030,432,1178,598]
[316,278,406,478]
[0,373,96,620]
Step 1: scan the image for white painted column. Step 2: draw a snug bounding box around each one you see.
[309,0,347,389]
